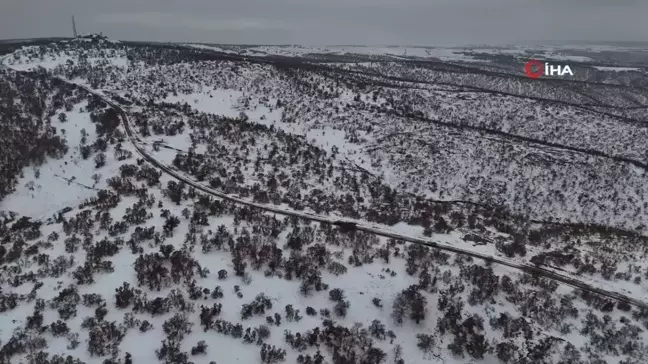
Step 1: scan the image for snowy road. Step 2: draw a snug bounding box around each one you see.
[3,54,648,310]
[109,85,648,310]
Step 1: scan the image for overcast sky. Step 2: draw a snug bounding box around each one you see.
[1,0,646,46]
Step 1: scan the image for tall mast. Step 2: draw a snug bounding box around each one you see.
[72,15,78,38]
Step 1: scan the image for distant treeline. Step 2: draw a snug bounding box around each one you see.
[0,38,69,56]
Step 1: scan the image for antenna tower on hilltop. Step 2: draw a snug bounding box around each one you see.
[72,15,78,38]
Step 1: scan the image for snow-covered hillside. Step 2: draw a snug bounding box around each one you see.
[1,38,648,364]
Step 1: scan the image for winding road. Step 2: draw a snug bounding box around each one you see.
[3,53,648,310]
[105,84,648,311]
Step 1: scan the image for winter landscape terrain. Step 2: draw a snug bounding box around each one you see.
[1,35,648,364]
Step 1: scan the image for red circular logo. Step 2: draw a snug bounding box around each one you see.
[525,60,544,79]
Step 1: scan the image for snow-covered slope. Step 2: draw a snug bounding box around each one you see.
[2,39,648,364]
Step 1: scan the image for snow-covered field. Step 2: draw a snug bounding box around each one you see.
[593,66,642,72]
[1,102,110,217]
[2,38,648,364]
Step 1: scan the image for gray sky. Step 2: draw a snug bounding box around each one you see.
[1,0,645,46]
